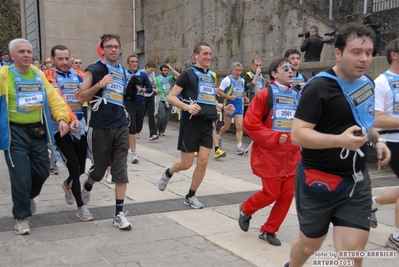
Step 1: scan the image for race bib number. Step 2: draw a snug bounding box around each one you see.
[276,109,294,119]
[106,83,124,93]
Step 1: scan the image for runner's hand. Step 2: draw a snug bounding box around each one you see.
[69,119,79,133]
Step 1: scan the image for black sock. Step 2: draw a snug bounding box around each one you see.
[84,181,93,191]
[165,168,173,178]
[215,146,219,152]
[185,189,196,199]
[115,199,124,216]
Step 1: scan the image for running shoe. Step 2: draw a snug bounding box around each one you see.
[76,205,94,222]
[131,152,139,164]
[158,167,171,191]
[183,196,204,209]
[105,172,114,184]
[61,180,74,205]
[238,203,252,232]
[149,134,159,141]
[370,208,378,228]
[236,146,247,155]
[385,233,399,251]
[259,232,281,246]
[214,148,226,158]
[113,211,132,230]
[14,218,30,235]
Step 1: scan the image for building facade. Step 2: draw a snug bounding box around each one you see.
[20,0,398,73]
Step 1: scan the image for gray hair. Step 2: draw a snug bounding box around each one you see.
[385,38,399,65]
[231,62,243,69]
[9,38,32,54]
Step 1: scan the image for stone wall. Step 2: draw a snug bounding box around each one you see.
[373,7,399,54]
[135,0,341,72]
[27,0,398,73]
[37,0,133,69]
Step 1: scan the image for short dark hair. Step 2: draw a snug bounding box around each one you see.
[33,58,41,64]
[193,42,211,55]
[284,49,301,58]
[146,61,156,68]
[51,45,70,57]
[310,26,319,33]
[159,64,169,71]
[385,38,399,65]
[269,57,290,81]
[100,34,121,49]
[127,54,137,63]
[334,23,375,53]
[251,58,261,64]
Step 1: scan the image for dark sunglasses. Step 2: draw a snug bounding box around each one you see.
[282,65,294,72]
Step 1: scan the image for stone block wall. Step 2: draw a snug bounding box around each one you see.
[38,0,133,69]
[135,0,347,72]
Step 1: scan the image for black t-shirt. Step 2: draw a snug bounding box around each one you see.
[85,61,128,129]
[176,67,217,121]
[295,68,367,176]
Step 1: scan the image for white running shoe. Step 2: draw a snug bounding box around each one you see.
[76,205,94,222]
[105,172,114,184]
[15,218,30,235]
[183,196,204,209]
[61,180,74,205]
[113,211,132,230]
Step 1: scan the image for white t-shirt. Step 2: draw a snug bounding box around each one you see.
[374,70,399,142]
[219,76,231,91]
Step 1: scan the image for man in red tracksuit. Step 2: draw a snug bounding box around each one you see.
[238,57,301,246]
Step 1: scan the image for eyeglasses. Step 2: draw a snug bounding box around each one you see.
[74,62,82,64]
[281,65,294,72]
[104,45,120,50]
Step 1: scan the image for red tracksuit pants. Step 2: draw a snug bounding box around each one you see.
[242,175,294,234]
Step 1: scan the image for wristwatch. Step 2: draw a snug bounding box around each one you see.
[373,137,386,147]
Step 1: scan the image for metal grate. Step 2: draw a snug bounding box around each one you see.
[0,191,256,232]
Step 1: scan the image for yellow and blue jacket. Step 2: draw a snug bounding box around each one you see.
[0,65,70,150]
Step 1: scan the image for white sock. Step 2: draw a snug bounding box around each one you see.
[371,196,379,210]
[393,226,399,239]
[237,143,242,149]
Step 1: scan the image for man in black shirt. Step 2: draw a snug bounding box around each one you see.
[157,42,234,209]
[77,34,132,230]
[285,23,391,267]
[300,26,324,62]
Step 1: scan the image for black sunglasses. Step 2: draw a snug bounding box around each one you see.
[282,65,294,72]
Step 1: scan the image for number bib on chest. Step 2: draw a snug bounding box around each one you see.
[12,66,45,113]
[55,69,82,114]
[271,84,298,132]
[230,77,245,99]
[315,72,375,133]
[102,64,126,106]
[191,68,216,105]
[383,72,399,115]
